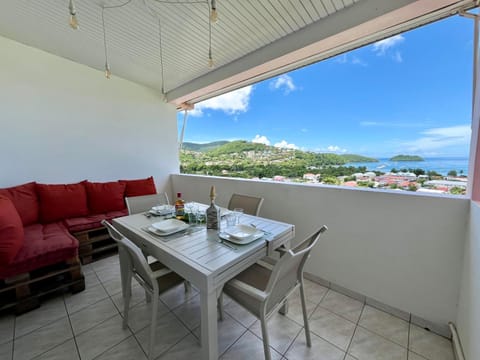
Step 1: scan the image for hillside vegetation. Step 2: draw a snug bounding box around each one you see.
[180,140,372,179]
[390,155,424,161]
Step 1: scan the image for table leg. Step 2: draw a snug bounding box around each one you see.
[200,288,218,360]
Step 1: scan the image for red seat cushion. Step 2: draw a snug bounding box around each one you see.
[64,208,128,233]
[0,222,77,279]
[0,196,25,265]
[0,182,39,226]
[85,181,126,214]
[36,182,89,223]
[119,177,156,197]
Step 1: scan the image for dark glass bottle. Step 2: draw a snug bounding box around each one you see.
[206,186,220,230]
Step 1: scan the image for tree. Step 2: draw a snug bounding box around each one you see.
[447,170,457,177]
[450,186,466,195]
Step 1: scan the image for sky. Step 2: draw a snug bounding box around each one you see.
[178,15,474,158]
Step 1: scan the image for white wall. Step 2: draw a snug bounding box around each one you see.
[456,201,480,359]
[0,36,178,193]
[172,174,469,327]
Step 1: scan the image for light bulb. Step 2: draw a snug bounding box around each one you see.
[105,62,111,79]
[210,8,218,23]
[208,57,215,68]
[68,0,78,30]
[69,14,79,30]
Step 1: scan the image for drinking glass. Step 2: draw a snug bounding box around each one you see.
[225,213,236,227]
[233,208,244,225]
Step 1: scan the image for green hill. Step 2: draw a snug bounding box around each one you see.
[182,141,229,152]
[341,154,379,163]
[390,155,424,161]
[207,140,269,155]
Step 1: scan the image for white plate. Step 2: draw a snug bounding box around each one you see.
[151,219,189,233]
[225,224,258,240]
[150,205,173,216]
[219,230,264,245]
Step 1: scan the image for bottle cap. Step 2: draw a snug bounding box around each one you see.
[177,192,181,197]
[209,186,216,200]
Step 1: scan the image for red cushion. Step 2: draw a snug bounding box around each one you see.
[36,182,88,223]
[0,182,39,226]
[85,181,126,214]
[0,222,77,279]
[64,208,128,233]
[0,196,25,265]
[119,177,156,197]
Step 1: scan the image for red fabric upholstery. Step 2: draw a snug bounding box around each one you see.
[0,196,25,265]
[0,182,39,226]
[0,222,77,279]
[64,209,128,233]
[85,181,126,214]
[119,177,156,197]
[36,182,88,223]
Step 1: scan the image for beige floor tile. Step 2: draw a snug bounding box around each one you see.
[320,290,364,323]
[124,299,170,333]
[303,279,329,304]
[111,283,146,313]
[0,314,14,345]
[217,313,248,355]
[0,341,12,360]
[102,277,123,297]
[95,335,147,360]
[75,314,132,360]
[284,291,318,326]
[223,298,257,328]
[358,305,409,347]
[13,317,73,360]
[64,283,109,314]
[345,355,358,360]
[134,312,189,358]
[348,327,407,360]
[308,306,356,351]
[69,297,119,335]
[284,329,345,360]
[409,325,454,360]
[34,339,79,360]
[157,334,200,359]
[172,293,201,330]
[250,312,303,355]
[91,255,120,273]
[221,330,282,360]
[408,351,429,360]
[15,297,66,338]
[83,271,100,288]
[159,283,198,310]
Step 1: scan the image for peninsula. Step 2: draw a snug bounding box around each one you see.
[390,155,424,161]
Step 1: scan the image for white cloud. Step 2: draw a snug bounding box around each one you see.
[274,140,298,150]
[335,54,367,66]
[270,74,296,94]
[326,145,347,153]
[360,121,427,129]
[252,134,271,146]
[401,125,471,153]
[189,86,253,116]
[393,51,403,63]
[372,34,405,55]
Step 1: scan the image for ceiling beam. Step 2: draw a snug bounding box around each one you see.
[167,0,474,106]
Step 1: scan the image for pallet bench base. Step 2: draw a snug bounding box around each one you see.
[0,256,85,314]
[74,227,118,264]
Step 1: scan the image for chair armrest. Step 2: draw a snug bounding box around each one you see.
[275,246,288,254]
[228,279,268,302]
[257,257,277,270]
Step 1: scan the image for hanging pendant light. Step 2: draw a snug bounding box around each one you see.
[210,0,218,23]
[68,0,79,29]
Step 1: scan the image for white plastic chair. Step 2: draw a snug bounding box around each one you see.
[125,192,170,215]
[228,193,264,216]
[220,225,328,360]
[102,220,185,359]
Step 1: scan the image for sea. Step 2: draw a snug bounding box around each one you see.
[345,157,470,176]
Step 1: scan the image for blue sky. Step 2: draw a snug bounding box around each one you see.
[178,15,474,158]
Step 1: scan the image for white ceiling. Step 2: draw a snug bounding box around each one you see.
[0,0,477,106]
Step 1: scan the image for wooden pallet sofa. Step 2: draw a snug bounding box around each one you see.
[0,177,156,313]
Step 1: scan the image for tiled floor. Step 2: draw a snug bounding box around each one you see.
[0,254,454,360]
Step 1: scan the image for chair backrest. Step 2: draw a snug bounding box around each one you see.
[101,220,155,290]
[228,193,264,216]
[264,225,327,313]
[125,193,170,215]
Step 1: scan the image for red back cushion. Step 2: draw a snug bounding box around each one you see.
[0,195,25,265]
[85,181,126,214]
[119,177,156,197]
[0,182,39,226]
[36,182,89,223]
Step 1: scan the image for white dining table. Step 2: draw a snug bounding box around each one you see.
[112,207,294,360]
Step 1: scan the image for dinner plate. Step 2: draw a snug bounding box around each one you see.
[150,205,173,216]
[218,229,264,245]
[151,219,189,233]
[225,224,258,240]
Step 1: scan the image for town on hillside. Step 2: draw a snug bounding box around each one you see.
[180,141,468,196]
